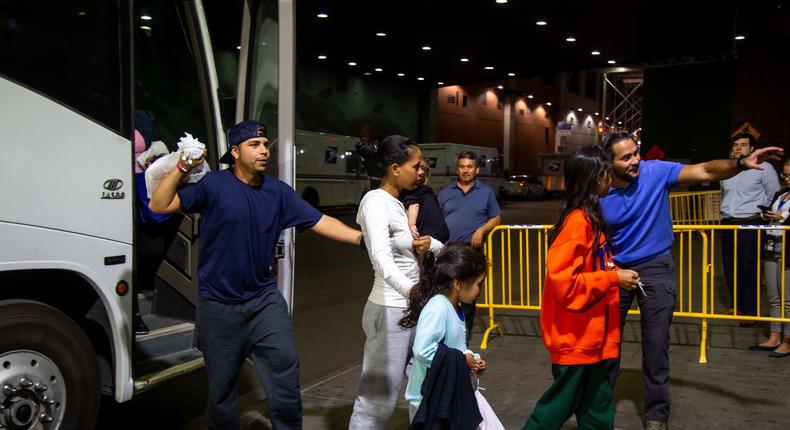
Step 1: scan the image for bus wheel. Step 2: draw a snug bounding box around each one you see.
[0,300,100,430]
[302,188,320,208]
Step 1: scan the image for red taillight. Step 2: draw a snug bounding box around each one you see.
[519,182,525,187]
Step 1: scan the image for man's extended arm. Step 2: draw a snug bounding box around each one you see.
[677,146,783,186]
[310,215,363,245]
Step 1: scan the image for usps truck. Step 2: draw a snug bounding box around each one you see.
[419,143,505,196]
[294,131,369,207]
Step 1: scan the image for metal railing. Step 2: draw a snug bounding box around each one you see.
[478,224,790,364]
[668,190,721,225]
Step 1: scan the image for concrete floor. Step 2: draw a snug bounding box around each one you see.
[98,198,790,429]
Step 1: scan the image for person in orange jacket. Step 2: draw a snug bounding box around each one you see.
[523,145,640,430]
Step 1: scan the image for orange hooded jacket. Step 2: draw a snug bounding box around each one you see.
[540,209,621,365]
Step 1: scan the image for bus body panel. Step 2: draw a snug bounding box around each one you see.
[0,78,133,245]
[0,221,134,402]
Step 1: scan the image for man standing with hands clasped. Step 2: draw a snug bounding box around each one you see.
[150,120,362,430]
[601,131,782,430]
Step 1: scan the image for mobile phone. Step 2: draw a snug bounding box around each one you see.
[758,205,771,212]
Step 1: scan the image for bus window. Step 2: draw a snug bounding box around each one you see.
[134,0,212,160]
[0,0,126,134]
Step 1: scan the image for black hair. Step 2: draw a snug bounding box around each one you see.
[731,132,755,148]
[548,145,614,268]
[602,131,634,156]
[399,244,487,329]
[457,151,478,165]
[357,135,419,172]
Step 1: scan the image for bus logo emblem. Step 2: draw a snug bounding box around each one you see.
[102,179,125,199]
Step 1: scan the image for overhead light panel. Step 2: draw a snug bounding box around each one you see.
[460,57,469,62]
[438,81,445,85]
[376,32,386,37]
[497,85,504,89]
[536,20,547,26]
[496,0,508,3]
[565,36,576,42]
[140,25,152,31]
[364,72,372,76]
[316,12,328,18]
[348,62,357,66]
[607,60,616,64]
[417,77,425,81]
[577,108,583,111]
[317,55,327,60]
[735,35,746,40]
[375,68,383,72]
[236,45,241,50]
[507,72,515,77]
[527,94,534,99]
[594,112,599,115]
[397,73,405,77]
[545,102,552,106]
[140,15,152,21]
[422,45,432,51]
[484,66,494,70]
[591,50,601,55]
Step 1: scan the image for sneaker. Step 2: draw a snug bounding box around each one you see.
[645,421,668,430]
[135,318,150,335]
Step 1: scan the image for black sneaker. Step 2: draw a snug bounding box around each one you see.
[135,318,150,335]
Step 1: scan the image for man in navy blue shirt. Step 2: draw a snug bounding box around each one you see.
[601,132,782,430]
[438,151,502,340]
[150,120,361,430]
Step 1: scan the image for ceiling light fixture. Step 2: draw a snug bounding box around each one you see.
[140,15,152,21]
[460,57,469,62]
[236,46,241,50]
[536,20,547,26]
[565,36,576,42]
[577,108,583,111]
[607,60,616,64]
[348,62,357,66]
[140,25,152,31]
[507,72,515,77]
[484,66,494,70]
[595,112,599,115]
[422,45,432,51]
[364,72,372,76]
[545,102,552,106]
[527,94,534,99]
[317,55,327,60]
[316,13,328,18]
[591,50,601,55]
[497,85,504,89]
[496,0,508,3]
[417,77,425,81]
[735,35,746,40]
[375,68,383,72]
[397,73,405,77]
[376,32,386,37]
[438,81,444,85]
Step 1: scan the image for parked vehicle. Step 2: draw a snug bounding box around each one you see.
[419,143,504,195]
[500,175,547,200]
[295,131,368,208]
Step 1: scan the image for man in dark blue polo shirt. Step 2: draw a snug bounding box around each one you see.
[438,151,502,339]
[601,132,782,430]
[150,120,362,430]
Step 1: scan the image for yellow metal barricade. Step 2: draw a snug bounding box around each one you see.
[480,223,790,364]
[669,190,721,225]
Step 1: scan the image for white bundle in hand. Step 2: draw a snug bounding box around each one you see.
[145,133,211,198]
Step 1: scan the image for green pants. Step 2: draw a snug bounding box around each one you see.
[522,360,614,430]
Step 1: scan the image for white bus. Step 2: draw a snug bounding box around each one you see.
[0,0,295,428]
[294,131,369,207]
[419,143,505,196]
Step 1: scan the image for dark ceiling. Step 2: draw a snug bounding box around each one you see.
[294,0,789,87]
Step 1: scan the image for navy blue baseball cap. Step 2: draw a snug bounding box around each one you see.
[220,120,268,164]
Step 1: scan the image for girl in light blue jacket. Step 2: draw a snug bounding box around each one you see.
[399,244,488,418]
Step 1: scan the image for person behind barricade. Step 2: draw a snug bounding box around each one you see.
[401,160,450,243]
[522,145,640,430]
[438,151,502,342]
[349,136,444,429]
[149,120,363,430]
[720,133,780,323]
[399,244,488,424]
[752,157,790,358]
[601,131,783,430]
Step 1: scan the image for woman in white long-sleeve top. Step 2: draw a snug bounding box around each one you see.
[349,135,444,429]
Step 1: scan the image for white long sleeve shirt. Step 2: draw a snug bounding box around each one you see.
[357,189,444,308]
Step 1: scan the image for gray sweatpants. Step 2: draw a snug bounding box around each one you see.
[349,301,415,429]
[764,245,790,334]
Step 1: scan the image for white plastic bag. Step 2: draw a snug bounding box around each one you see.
[471,373,504,430]
[145,133,210,198]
